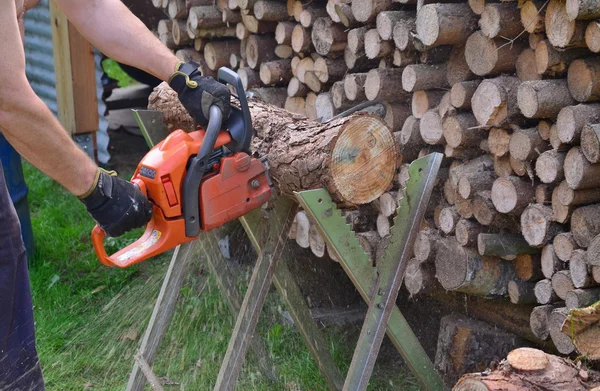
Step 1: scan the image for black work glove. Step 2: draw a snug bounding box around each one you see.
[79,169,153,237]
[168,61,231,127]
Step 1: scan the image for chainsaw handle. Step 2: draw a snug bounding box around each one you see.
[218,67,252,154]
[91,225,117,267]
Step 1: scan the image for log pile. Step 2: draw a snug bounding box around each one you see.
[147,0,600,371]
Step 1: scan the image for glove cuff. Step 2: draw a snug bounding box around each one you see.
[169,61,201,93]
[79,168,118,210]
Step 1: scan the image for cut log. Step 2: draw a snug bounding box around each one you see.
[478,233,540,260]
[530,305,557,340]
[434,237,517,296]
[246,34,278,69]
[515,253,544,281]
[351,0,393,24]
[480,3,522,39]
[401,63,448,92]
[454,348,599,390]
[411,90,445,119]
[304,92,317,120]
[568,58,600,102]
[435,314,523,387]
[404,258,436,296]
[468,0,485,15]
[284,96,306,116]
[238,66,262,90]
[442,113,482,149]
[516,48,542,82]
[557,103,600,144]
[287,77,309,97]
[398,116,425,162]
[275,45,293,59]
[446,45,476,86]
[587,234,600,266]
[492,176,536,215]
[376,11,414,41]
[535,150,566,184]
[565,146,600,189]
[594,265,600,283]
[253,0,288,21]
[546,0,587,48]
[535,39,589,75]
[465,31,527,76]
[392,17,418,51]
[536,183,552,204]
[542,244,564,280]
[314,92,335,121]
[566,0,600,21]
[586,20,600,52]
[572,204,600,247]
[419,110,445,146]
[347,27,366,54]
[304,71,326,93]
[415,3,479,47]
[581,123,600,163]
[450,80,480,110]
[247,87,288,107]
[549,307,575,354]
[335,4,359,28]
[521,204,562,247]
[275,21,294,45]
[299,8,328,27]
[376,213,390,238]
[521,0,546,34]
[149,83,397,205]
[343,46,380,71]
[455,194,474,219]
[331,81,352,110]
[188,6,223,29]
[295,210,310,248]
[236,22,250,40]
[295,57,314,84]
[308,223,325,257]
[518,79,577,119]
[458,171,495,200]
[509,126,548,162]
[569,248,594,288]
[488,128,511,158]
[204,40,241,71]
[172,19,193,46]
[535,278,560,304]
[566,287,600,309]
[509,155,530,177]
[291,24,312,53]
[552,185,572,224]
[313,57,346,84]
[343,72,367,101]
[364,28,394,60]
[259,59,293,86]
[241,13,278,34]
[549,123,567,151]
[365,68,408,102]
[439,207,459,235]
[558,179,600,206]
[508,280,537,304]
[554,232,579,261]
[552,269,576,300]
[413,228,440,262]
[471,76,522,126]
[456,219,483,247]
[311,17,347,56]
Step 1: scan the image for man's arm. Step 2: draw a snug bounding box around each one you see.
[0,0,97,196]
[54,0,179,82]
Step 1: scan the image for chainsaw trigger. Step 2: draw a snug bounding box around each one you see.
[162,176,179,207]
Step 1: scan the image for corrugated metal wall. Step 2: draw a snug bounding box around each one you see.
[23,1,110,162]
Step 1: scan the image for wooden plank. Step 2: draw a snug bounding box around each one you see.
[240,209,345,391]
[49,3,98,135]
[213,198,297,390]
[126,242,198,391]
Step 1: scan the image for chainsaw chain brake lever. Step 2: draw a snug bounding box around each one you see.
[218,67,253,154]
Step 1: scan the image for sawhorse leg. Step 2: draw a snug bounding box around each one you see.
[126,242,198,391]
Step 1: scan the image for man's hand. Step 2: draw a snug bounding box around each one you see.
[168,62,231,127]
[79,169,153,237]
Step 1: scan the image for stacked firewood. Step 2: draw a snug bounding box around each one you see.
[149,0,600,359]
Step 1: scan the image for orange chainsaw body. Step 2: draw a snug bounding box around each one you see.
[91,128,271,268]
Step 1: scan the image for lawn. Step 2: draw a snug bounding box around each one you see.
[23,161,421,390]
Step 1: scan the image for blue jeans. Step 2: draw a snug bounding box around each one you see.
[0,160,44,390]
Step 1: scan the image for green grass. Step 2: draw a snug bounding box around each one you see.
[23,162,421,390]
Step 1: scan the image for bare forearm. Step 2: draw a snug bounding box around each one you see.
[0,90,97,196]
[56,0,179,82]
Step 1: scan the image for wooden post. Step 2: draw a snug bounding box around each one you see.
[49,3,99,136]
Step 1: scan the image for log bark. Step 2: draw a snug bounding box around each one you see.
[365,68,408,101]
[542,244,564,279]
[188,6,224,29]
[415,3,479,47]
[535,150,566,184]
[557,103,600,144]
[535,278,560,304]
[569,248,594,288]
[411,90,445,119]
[248,87,288,107]
[253,0,288,21]
[275,21,294,45]
[508,280,537,304]
[313,57,346,84]
[515,253,544,281]
[334,4,358,28]
[442,113,482,149]
[148,83,396,205]
[549,307,576,354]
[458,170,495,200]
[456,219,483,247]
[553,185,574,224]
[259,59,293,86]
[546,0,587,48]
[311,17,347,55]
[572,204,600,247]
[398,116,425,162]
[566,0,600,21]
[565,146,600,189]
[465,31,527,77]
[530,305,557,340]
[587,234,600,266]
[479,3,522,39]
[447,44,476,85]
[516,48,542,82]
[566,287,600,309]
[204,40,241,70]
[491,176,536,215]
[383,102,411,133]
[401,63,448,92]
[241,13,278,34]
[536,183,553,204]
[471,76,522,126]
[299,8,328,27]
[521,204,562,247]
[581,123,600,163]
[434,237,517,296]
[509,126,548,162]
[454,348,599,391]
[568,58,600,102]
[246,34,278,69]
[376,11,414,41]
[478,233,540,259]
[535,39,589,75]
[554,232,579,261]
[518,79,577,119]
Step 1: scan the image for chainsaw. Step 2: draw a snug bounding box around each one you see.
[91,68,272,268]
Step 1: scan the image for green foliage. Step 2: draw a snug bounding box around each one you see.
[101,58,138,88]
[23,162,420,390]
